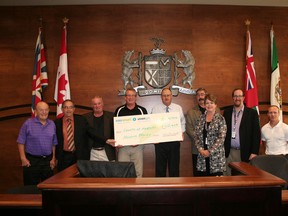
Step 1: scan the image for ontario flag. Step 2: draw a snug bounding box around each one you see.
[270,26,283,121]
[54,22,71,118]
[244,27,259,115]
[31,27,48,117]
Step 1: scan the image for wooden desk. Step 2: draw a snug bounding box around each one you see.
[0,194,42,207]
[38,162,285,216]
[283,190,288,204]
[282,190,288,215]
[0,194,42,215]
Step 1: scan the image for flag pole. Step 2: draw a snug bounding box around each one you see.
[245,19,250,29]
[63,17,69,26]
[245,19,250,63]
[39,17,43,28]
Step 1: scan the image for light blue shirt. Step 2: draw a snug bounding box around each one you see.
[151,102,186,133]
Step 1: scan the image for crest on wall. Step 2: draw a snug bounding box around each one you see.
[118,38,196,96]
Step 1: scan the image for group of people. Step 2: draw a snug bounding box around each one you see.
[187,88,261,176]
[187,87,288,177]
[17,86,288,185]
[17,98,115,185]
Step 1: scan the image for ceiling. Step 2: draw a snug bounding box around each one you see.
[0,0,288,7]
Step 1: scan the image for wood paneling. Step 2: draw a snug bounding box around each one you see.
[1,4,288,193]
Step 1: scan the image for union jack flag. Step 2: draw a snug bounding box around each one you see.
[31,27,48,117]
[244,28,259,115]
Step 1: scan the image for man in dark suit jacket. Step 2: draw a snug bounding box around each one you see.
[55,99,110,171]
[84,96,116,161]
[223,88,261,175]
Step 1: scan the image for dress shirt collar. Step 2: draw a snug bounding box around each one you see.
[63,116,74,123]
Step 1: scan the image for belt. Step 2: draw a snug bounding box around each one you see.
[63,150,74,154]
[92,147,104,151]
[26,153,52,159]
[231,147,240,150]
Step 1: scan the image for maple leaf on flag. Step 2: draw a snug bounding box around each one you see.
[54,22,71,118]
[57,73,68,103]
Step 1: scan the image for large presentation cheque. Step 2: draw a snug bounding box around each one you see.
[114,112,183,146]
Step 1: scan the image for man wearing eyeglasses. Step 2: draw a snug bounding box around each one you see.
[55,99,114,171]
[223,88,261,175]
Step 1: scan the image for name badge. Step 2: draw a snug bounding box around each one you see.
[232,131,236,139]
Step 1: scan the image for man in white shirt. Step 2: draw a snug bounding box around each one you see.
[151,88,186,177]
[261,105,288,156]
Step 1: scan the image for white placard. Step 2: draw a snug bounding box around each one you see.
[114,112,183,146]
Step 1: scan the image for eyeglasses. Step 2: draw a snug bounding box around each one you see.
[63,106,74,109]
[125,94,136,97]
[233,95,244,98]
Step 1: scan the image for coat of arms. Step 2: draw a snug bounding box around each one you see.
[119,38,196,96]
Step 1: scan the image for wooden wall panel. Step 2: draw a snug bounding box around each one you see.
[1,4,288,192]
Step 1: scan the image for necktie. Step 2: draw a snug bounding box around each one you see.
[67,118,75,152]
[166,106,169,113]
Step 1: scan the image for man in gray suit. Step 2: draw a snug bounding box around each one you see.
[186,88,207,176]
[84,96,116,161]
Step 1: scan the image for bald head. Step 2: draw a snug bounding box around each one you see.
[35,101,49,123]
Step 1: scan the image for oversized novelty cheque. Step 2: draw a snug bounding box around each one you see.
[114,112,182,146]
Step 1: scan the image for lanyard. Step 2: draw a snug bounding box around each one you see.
[233,108,242,132]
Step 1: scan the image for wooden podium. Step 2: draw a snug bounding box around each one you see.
[38,162,286,216]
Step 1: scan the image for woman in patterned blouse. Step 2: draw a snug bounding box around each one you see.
[193,94,227,176]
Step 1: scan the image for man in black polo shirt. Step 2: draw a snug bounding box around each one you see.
[114,88,148,177]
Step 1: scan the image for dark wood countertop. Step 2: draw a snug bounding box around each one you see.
[38,162,286,190]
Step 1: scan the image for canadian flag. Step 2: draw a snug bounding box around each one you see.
[54,23,71,118]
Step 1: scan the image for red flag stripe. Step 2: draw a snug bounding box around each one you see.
[244,29,259,115]
[54,24,71,118]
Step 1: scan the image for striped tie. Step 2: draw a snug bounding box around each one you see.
[67,118,75,152]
